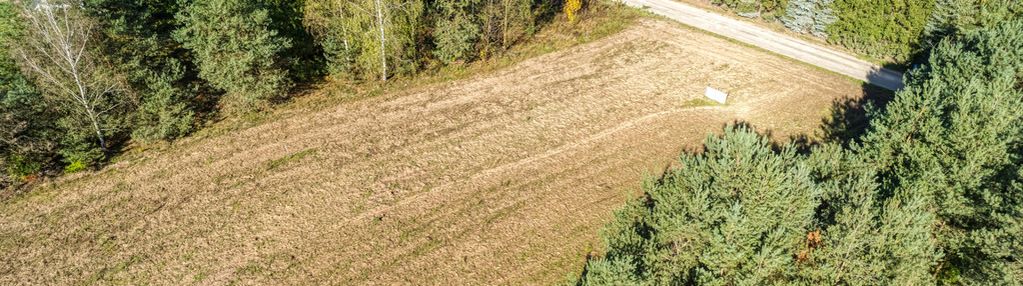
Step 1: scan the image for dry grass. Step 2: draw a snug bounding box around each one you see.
[0,15,876,285]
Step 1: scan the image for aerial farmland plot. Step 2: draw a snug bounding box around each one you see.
[2,15,875,286]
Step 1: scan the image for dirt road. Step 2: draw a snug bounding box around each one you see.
[621,0,905,90]
[0,20,871,285]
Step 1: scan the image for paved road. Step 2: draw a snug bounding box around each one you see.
[620,0,905,90]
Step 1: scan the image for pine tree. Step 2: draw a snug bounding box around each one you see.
[922,0,1022,49]
[782,0,836,38]
[577,127,943,285]
[175,0,293,112]
[0,2,57,183]
[85,0,196,142]
[580,126,823,284]
[432,0,482,64]
[857,18,1023,283]
[800,144,938,284]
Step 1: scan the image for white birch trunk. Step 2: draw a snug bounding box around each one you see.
[374,0,388,81]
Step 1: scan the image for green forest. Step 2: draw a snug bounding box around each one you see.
[0,0,574,187]
[577,3,1023,284]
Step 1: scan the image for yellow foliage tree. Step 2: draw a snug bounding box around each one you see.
[564,0,583,23]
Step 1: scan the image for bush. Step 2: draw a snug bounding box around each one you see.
[63,160,90,174]
[4,154,43,179]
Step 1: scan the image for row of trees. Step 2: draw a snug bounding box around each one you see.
[302,0,561,80]
[0,0,577,187]
[578,11,1022,285]
[714,0,1021,63]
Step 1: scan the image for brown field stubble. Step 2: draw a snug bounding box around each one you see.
[0,19,873,285]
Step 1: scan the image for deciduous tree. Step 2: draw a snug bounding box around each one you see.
[564,0,583,23]
[13,1,128,166]
[304,0,423,81]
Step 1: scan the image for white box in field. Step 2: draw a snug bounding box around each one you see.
[704,86,728,104]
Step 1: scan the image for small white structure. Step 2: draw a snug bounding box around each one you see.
[704,86,728,104]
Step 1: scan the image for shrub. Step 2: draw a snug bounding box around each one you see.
[565,0,583,23]
[63,160,89,174]
[710,0,788,19]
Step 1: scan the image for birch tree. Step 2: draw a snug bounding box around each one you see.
[13,0,126,163]
[305,0,423,81]
[362,0,422,81]
[305,0,369,78]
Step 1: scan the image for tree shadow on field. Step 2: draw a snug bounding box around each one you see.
[820,82,896,148]
[783,81,894,155]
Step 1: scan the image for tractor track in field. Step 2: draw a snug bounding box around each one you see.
[0,19,873,285]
